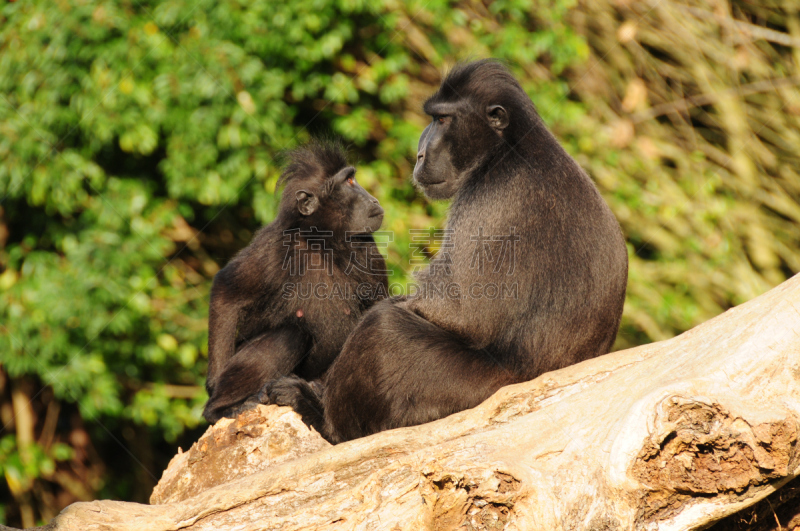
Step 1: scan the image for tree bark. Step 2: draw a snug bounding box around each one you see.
[40,273,800,530]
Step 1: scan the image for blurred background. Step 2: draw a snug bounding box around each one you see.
[1,0,799,526]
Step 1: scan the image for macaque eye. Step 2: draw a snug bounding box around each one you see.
[436,115,448,124]
[346,176,355,186]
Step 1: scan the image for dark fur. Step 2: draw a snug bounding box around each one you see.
[202,142,388,424]
[272,60,628,443]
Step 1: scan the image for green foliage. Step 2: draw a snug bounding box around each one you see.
[570,1,800,346]
[1,0,799,526]
[0,436,73,494]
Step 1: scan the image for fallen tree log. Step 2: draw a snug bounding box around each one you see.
[40,273,800,530]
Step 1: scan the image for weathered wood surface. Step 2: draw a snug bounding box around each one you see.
[150,407,331,505]
[42,273,800,530]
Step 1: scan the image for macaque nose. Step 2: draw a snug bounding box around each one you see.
[416,151,424,162]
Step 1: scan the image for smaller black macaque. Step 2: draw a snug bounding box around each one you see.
[202,142,388,424]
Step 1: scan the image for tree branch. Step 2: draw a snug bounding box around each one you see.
[37,273,800,531]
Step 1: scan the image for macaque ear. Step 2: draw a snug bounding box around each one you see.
[295,190,319,216]
[486,105,509,130]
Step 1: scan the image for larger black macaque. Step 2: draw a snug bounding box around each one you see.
[265,60,628,443]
